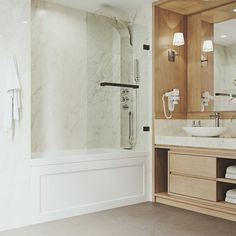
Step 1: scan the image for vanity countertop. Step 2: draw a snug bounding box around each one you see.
[155,135,236,150]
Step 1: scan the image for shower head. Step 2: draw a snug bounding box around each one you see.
[96,5,129,22]
[99,15,133,46]
[95,5,133,46]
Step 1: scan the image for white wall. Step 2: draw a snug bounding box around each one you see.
[0,0,31,231]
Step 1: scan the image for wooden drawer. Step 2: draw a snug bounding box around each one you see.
[169,174,216,201]
[169,153,216,178]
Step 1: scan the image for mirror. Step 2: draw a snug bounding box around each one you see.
[201,2,236,112]
[214,18,236,111]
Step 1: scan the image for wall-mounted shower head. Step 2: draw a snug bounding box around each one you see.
[95,5,133,46]
[96,5,129,22]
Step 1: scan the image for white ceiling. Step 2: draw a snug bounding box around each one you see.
[44,0,152,12]
[214,19,236,47]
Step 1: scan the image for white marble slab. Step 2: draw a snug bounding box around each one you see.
[155,135,236,150]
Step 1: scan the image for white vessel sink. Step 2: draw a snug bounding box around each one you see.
[183,127,228,137]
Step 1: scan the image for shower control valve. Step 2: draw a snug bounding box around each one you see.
[121,96,129,103]
[121,97,126,102]
[121,88,129,95]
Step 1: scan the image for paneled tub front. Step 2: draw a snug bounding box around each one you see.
[31,149,150,224]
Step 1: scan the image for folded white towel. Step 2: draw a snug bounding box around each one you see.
[225,189,236,204]
[3,53,21,138]
[225,166,236,180]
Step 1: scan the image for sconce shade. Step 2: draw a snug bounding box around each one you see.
[173,32,185,46]
[202,40,213,52]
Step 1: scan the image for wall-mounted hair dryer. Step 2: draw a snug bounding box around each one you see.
[162,88,180,119]
[201,91,214,112]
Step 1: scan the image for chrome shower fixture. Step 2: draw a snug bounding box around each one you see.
[134,59,140,83]
[121,88,130,110]
[201,91,214,112]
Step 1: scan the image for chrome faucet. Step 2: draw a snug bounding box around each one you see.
[209,112,220,127]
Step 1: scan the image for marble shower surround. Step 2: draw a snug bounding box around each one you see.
[32,1,123,151]
[31,1,137,152]
[32,0,153,152]
[86,13,121,148]
[32,0,88,152]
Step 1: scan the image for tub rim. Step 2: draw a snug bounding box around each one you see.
[31,149,149,167]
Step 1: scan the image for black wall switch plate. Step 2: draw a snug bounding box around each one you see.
[143,126,150,132]
[143,44,150,50]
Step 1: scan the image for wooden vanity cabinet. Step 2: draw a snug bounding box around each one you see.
[169,153,216,178]
[169,152,217,201]
[154,146,236,222]
[169,174,216,201]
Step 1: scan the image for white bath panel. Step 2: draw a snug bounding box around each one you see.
[31,150,149,224]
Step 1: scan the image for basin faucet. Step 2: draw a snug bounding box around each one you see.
[209,112,220,127]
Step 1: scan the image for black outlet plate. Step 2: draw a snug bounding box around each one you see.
[143,44,150,51]
[143,126,150,132]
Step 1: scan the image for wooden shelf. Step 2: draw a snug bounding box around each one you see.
[154,192,168,197]
[217,178,236,185]
[218,201,236,210]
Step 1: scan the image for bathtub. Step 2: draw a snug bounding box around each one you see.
[31,149,150,224]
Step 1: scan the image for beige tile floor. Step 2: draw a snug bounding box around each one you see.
[1,203,236,236]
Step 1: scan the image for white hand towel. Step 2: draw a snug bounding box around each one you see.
[3,53,21,138]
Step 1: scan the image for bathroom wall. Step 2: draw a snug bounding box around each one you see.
[0,0,31,231]
[32,0,88,152]
[86,13,121,148]
[32,1,129,152]
[214,44,236,111]
[32,0,152,152]
[0,0,152,231]
[153,7,187,119]
[32,1,121,151]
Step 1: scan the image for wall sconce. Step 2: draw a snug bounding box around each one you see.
[201,40,213,65]
[168,32,185,62]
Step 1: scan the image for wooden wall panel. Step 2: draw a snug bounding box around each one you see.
[187,14,202,112]
[201,20,214,112]
[154,7,187,119]
[201,2,236,23]
[153,3,236,121]
[154,0,236,16]
[187,14,214,113]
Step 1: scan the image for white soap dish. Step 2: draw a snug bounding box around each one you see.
[225,189,236,204]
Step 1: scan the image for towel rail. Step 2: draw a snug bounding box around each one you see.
[100,82,139,89]
[215,93,236,98]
